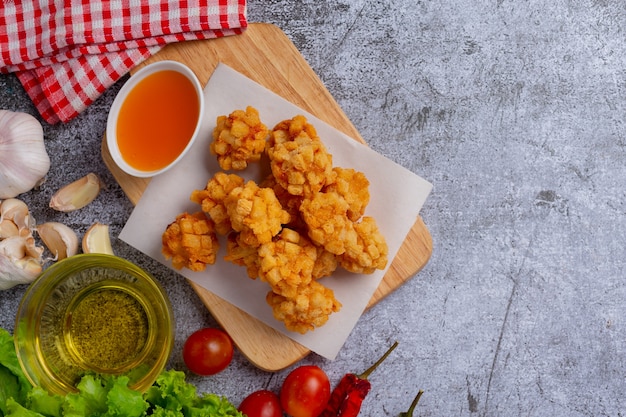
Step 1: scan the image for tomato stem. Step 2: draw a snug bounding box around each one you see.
[357,341,398,380]
[399,390,424,417]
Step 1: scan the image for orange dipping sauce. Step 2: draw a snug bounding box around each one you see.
[116,70,200,172]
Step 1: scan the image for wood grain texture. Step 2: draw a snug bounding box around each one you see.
[102,23,432,371]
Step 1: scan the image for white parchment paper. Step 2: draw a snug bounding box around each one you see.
[120,63,432,359]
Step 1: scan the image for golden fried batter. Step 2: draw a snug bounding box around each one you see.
[300,190,357,255]
[339,216,389,274]
[312,246,338,279]
[266,281,342,334]
[162,212,219,272]
[210,106,269,170]
[257,228,317,298]
[224,180,291,247]
[260,174,307,233]
[267,115,335,198]
[324,167,370,222]
[224,232,261,279]
[267,114,319,147]
[190,172,245,235]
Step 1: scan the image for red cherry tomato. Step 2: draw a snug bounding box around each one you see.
[280,365,331,417]
[238,390,282,417]
[182,328,234,375]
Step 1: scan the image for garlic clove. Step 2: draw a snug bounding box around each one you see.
[0,252,42,290]
[14,256,44,277]
[0,218,19,238]
[0,198,34,232]
[49,173,102,212]
[37,222,79,261]
[23,234,44,259]
[0,110,51,199]
[82,222,114,255]
[0,235,44,289]
[0,235,28,260]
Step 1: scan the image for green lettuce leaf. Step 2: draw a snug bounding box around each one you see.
[144,370,198,414]
[103,375,148,417]
[187,393,243,417]
[145,370,242,417]
[148,407,184,417]
[0,367,23,416]
[5,398,44,417]
[25,387,63,417]
[0,328,33,416]
[62,374,109,417]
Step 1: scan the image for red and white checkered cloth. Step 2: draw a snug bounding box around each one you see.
[0,0,247,124]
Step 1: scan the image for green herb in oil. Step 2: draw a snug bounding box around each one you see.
[69,289,149,370]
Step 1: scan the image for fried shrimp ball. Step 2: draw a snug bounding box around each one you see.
[312,246,338,279]
[224,180,291,247]
[339,217,389,274]
[300,191,357,255]
[224,232,261,279]
[324,167,370,222]
[190,172,245,235]
[267,115,335,198]
[162,212,219,272]
[266,281,342,334]
[267,114,319,148]
[257,228,317,298]
[163,108,391,333]
[260,174,307,233]
[210,106,269,170]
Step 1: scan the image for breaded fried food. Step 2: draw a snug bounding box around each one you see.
[267,115,335,198]
[300,187,387,275]
[266,280,342,334]
[224,232,261,279]
[267,113,320,150]
[324,167,370,222]
[190,172,245,235]
[210,106,269,170]
[224,180,291,247]
[260,174,307,233]
[162,211,219,272]
[164,109,390,333]
[299,190,357,255]
[257,228,317,298]
[312,246,338,279]
[339,216,389,274]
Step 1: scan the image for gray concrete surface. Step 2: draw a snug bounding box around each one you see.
[1,1,625,415]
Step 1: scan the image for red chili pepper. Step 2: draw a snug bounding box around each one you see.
[319,341,398,417]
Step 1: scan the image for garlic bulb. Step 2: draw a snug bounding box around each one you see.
[0,110,51,199]
[0,198,44,290]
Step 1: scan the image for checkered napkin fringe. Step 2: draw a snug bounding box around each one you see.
[0,0,247,124]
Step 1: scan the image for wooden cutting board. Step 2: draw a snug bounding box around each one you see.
[102,23,433,371]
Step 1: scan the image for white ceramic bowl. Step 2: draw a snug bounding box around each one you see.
[106,60,205,178]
